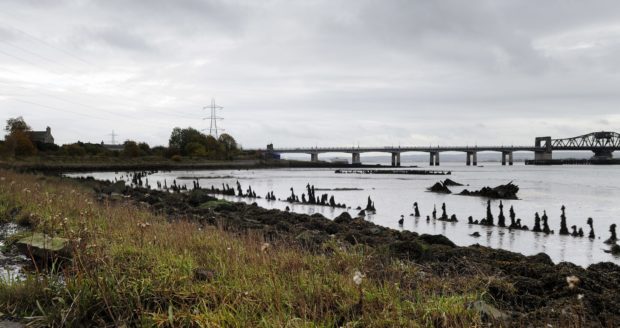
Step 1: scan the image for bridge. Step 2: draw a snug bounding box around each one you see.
[251,132,620,167]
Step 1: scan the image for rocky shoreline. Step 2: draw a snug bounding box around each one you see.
[0,159,393,174]
[76,176,620,327]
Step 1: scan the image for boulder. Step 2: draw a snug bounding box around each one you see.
[459,182,519,199]
[187,190,217,207]
[334,212,353,224]
[419,234,456,247]
[427,182,451,194]
[443,178,463,186]
[16,233,71,260]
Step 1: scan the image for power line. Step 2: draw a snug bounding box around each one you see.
[5,96,180,131]
[0,23,207,122]
[3,39,76,72]
[0,20,225,134]
[0,20,95,66]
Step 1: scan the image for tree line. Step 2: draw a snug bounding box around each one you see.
[0,116,240,160]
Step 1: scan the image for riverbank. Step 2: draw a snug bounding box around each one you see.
[0,159,399,173]
[0,170,619,326]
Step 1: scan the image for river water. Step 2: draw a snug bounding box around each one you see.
[67,163,620,267]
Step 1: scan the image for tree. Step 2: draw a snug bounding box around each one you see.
[3,117,35,157]
[218,133,238,159]
[5,116,30,134]
[138,142,151,155]
[185,142,207,157]
[5,131,37,157]
[122,140,140,157]
[169,127,208,156]
[204,135,222,158]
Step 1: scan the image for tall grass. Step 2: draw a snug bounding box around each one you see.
[0,170,485,327]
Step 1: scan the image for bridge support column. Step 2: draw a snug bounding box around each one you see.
[429,152,440,166]
[535,136,553,161]
[310,153,319,162]
[351,153,361,165]
[391,152,401,167]
[501,152,514,166]
[466,152,477,166]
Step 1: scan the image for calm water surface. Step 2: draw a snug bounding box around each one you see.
[68,163,620,267]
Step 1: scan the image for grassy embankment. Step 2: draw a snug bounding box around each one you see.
[0,170,486,327]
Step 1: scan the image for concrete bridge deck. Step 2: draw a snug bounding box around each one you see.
[250,132,620,166]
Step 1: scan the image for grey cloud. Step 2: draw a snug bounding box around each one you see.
[1,0,620,148]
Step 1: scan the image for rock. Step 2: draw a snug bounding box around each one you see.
[334,212,353,224]
[16,233,71,260]
[443,178,463,186]
[459,182,519,199]
[527,253,554,266]
[419,234,456,247]
[470,232,481,237]
[187,190,217,207]
[0,321,26,328]
[427,182,451,194]
[468,300,510,322]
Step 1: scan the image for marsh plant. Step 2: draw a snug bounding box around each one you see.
[0,170,485,327]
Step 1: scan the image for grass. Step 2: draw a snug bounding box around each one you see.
[0,170,487,327]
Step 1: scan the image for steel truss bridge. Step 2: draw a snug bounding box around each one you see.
[250,131,620,166]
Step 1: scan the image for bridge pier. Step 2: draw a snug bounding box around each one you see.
[351,153,361,165]
[310,153,319,162]
[429,152,440,166]
[501,151,514,166]
[466,152,477,166]
[391,152,401,167]
[534,136,553,161]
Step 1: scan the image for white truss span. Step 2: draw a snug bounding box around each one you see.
[551,132,620,149]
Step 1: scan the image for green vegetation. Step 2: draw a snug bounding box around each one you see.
[0,170,486,327]
[1,117,247,161]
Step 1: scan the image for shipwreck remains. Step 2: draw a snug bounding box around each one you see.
[458,182,519,199]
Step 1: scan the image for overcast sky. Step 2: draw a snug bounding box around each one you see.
[1,0,620,148]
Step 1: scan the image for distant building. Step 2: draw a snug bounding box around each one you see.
[28,127,54,144]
